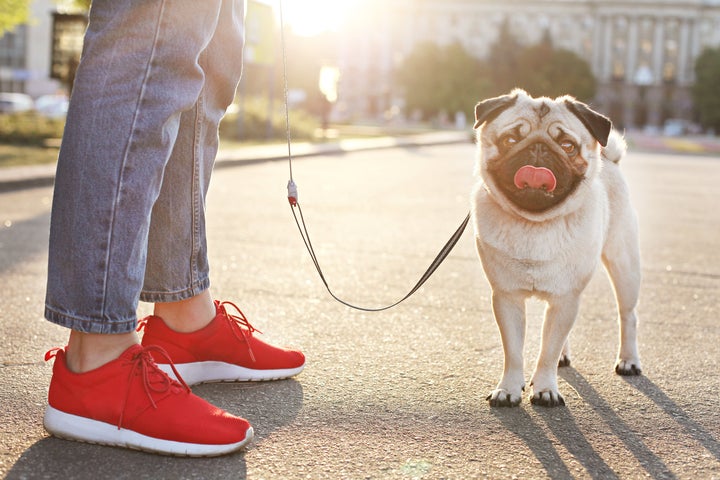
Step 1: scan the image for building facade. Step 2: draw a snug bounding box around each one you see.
[0,0,82,97]
[1,0,58,96]
[335,0,720,129]
[4,0,720,129]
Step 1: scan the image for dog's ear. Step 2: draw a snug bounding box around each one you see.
[473,94,518,129]
[564,100,612,147]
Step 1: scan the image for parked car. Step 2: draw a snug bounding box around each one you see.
[663,118,687,136]
[0,92,34,113]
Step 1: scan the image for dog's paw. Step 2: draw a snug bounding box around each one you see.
[615,359,642,376]
[530,389,566,407]
[558,354,571,368]
[486,388,523,407]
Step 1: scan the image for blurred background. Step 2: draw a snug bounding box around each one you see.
[2,0,720,162]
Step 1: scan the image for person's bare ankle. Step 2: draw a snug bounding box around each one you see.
[153,290,216,333]
[66,330,139,374]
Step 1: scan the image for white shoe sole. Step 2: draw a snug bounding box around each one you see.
[159,361,305,385]
[44,406,253,457]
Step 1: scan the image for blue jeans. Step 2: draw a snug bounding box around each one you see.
[45,0,245,334]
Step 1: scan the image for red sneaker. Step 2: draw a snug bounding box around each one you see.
[43,344,253,457]
[139,300,305,385]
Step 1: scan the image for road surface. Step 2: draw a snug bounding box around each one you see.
[1,142,719,479]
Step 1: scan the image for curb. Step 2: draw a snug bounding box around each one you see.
[0,131,470,193]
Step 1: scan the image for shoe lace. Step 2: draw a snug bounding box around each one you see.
[117,345,190,430]
[45,347,62,362]
[136,317,148,332]
[217,301,263,363]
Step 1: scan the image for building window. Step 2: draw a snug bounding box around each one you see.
[0,26,28,93]
[663,19,680,83]
[611,18,628,81]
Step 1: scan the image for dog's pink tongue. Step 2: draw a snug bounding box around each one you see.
[514,165,557,192]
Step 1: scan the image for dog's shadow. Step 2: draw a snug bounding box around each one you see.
[619,373,720,461]
[493,368,718,479]
[5,379,303,480]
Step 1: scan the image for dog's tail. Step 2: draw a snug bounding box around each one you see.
[601,129,627,164]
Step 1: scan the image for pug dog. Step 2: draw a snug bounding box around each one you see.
[471,89,642,407]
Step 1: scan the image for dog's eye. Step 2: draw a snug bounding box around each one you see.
[500,135,518,150]
[560,140,576,155]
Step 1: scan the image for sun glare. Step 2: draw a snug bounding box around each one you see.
[280,0,358,36]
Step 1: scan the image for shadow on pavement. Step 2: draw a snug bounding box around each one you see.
[559,368,675,479]
[491,407,577,479]
[492,368,678,479]
[5,379,303,480]
[533,406,621,480]
[623,374,720,462]
[0,210,49,275]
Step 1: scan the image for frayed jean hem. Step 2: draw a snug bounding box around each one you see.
[44,305,137,334]
[139,277,210,304]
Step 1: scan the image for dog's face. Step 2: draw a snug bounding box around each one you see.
[473,89,611,219]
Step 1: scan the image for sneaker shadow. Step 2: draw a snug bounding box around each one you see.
[5,379,303,480]
[194,377,304,442]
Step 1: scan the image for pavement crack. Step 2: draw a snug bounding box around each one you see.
[0,361,44,368]
[652,268,720,281]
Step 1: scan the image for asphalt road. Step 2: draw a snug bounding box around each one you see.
[1,142,719,479]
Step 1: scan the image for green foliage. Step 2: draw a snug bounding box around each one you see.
[219,96,318,141]
[692,47,720,132]
[485,18,523,95]
[0,112,65,145]
[1,0,89,34]
[512,44,597,100]
[1,0,89,35]
[68,0,91,10]
[395,28,597,120]
[395,42,492,121]
[0,0,31,34]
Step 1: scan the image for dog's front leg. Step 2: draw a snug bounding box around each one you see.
[487,291,526,407]
[530,294,581,407]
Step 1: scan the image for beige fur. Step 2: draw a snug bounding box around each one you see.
[471,90,642,407]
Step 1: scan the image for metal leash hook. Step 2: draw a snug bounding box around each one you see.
[287,180,298,207]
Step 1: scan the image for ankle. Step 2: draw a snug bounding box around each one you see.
[66,330,139,373]
[153,290,216,333]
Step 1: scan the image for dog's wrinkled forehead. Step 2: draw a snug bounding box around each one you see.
[488,96,582,140]
[474,89,611,147]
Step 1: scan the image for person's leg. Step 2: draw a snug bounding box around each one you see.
[153,290,216,332]
[140,0,245,331]
[65,331,138,373]
[45,0,224,340]
[43,0,253,455]
[136,0,304,383]
[46,0,221,333]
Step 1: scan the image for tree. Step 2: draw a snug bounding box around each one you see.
[70,0,90,9]
[692,47,720,133]
[395,42,491,120]
[0,0,30,34]
[486,23,596,101]
[513,43,597,101]
[1,0,89,34]
[485,17,523,96]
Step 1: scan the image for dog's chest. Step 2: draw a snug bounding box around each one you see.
[473,196,606,294]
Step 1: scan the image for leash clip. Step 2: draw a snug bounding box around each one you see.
[287,179,298,206]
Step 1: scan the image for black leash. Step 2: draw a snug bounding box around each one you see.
[289,202,470,312]
[279,0,470,311]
